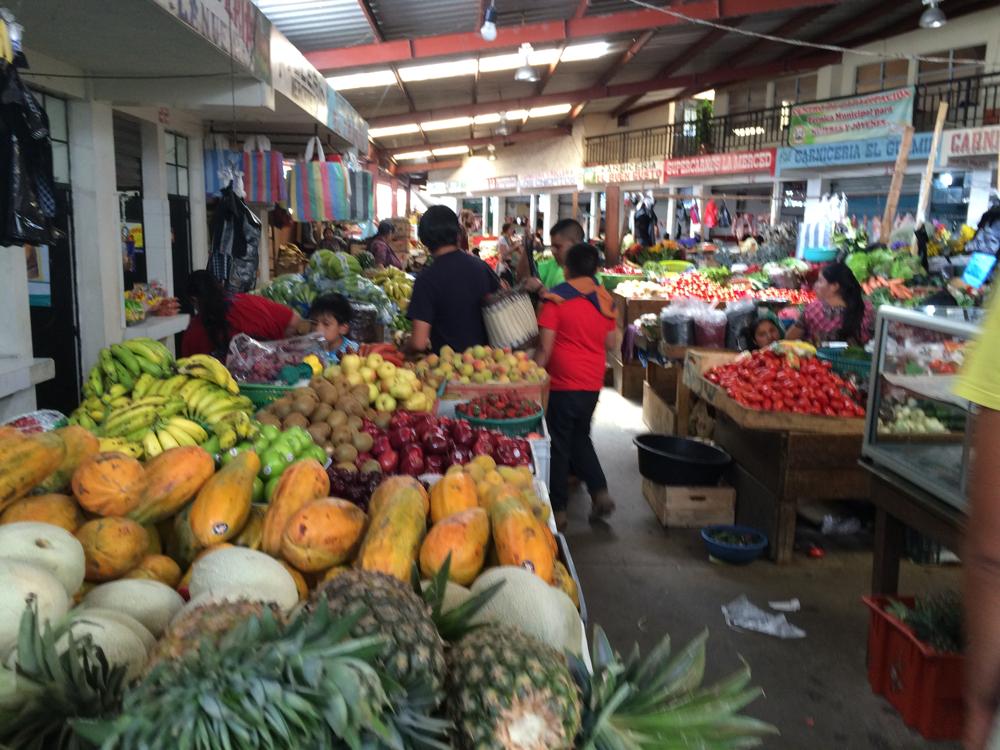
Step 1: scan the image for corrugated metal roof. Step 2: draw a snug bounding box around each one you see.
[255,0,375,51]
[494,0,581,26]
[370,0,480,41]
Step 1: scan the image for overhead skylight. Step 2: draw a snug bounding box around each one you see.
[398,59,478,82]
[420,116,475,131]
[327,69,397,91]
[368,123,422,138]
[394,150,433,160]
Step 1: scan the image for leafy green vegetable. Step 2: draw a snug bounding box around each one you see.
[868,248,895,277]
[845,253,871,282]
[890,254,922,281]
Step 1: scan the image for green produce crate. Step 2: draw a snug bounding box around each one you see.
[600,273,641,292]
[817,347,872,381]
[660,260,694,273]
[239,382,296,409]
[462,407,544,437]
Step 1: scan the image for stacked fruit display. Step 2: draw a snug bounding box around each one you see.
[413,344,547,386]
[69,344,258,459]
[456,393,541,421]
[0,426,775,750]
[366,266,413,311]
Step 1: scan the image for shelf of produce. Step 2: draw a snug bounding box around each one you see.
[0,357,55,401]
[683,349,865,436]
[123,314,190,342]
[881,373,970,411]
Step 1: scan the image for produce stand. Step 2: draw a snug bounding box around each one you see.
[860,460,965,595]
[684,349,869,562]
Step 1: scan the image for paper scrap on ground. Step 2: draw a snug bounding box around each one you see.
[723,595,806,639]
[768,598,801,612]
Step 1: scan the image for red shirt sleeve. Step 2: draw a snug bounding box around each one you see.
[537,301,560,331]
[181,317,213,357]
[228,295,295,341]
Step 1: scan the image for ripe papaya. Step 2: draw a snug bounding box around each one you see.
[130,446,215,524]
[356,488,426,582]
[368,475,429,518]
[429,472,478,524]
[72,452,145,516]
[419,507,489,585]
[76,516,148,581]
[189,451,259,546]
[261,460,330,556]
[0,431,67,512]
[489,496,554,584]
[281,498,367,572]
[124,554,182,588]
[0,493,85,532]
[37,426,100,493]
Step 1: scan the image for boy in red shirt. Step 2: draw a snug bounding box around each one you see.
[536,243,617,530]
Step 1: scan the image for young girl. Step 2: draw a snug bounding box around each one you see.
[745,311,784,350]
[787,262,874,345]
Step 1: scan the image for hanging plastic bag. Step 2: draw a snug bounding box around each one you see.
[692,304,727,348]
[659,301,695,346]
[718,201,732,229]
[703,199,718,229]
[207,184,261,293]
[724,299,756,350]
[689,201,701,225]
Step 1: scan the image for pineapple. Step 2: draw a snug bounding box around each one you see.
[143,599,280,674]
[0,597,126,750]
[311,570,446,695]
[446,625,582,750]
[82,602,401,749]
[571,626,778,749]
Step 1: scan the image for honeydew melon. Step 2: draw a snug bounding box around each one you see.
[58,615,147,681]
[69,607,155,652]
[0,560,70,659]
[188,547,297,612]
[81,579,184,637]
[470,566,583,656]
[420,580,472,613]
[0,522,85,596]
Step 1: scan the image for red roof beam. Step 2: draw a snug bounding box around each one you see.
[368,52,838,128]
[387,127,571,157]
[395,159,463,174]
[307,0,843,71]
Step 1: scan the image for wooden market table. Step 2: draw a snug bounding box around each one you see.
[684,350,870,563]
[860,460,965,595]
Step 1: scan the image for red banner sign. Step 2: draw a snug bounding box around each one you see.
[663,148,777,178]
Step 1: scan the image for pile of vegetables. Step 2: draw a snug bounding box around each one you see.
[704,343,865,418]
[878,400,949,435]
[845,248,923,284]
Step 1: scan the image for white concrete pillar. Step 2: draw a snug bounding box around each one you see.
[69,100,126,373]
[541,193,558,240]
[0,246,36,418]
[257,207,271,285]
[815,65,843,99]
[770,180,781,226]
[188,134,209,271]
[764,82,776,109]
[528,193,538,235]
[490,196,501,236]
[139,120,173,294]
[967,169,994,226]
[665,196,678,239]
[588,191,599,239]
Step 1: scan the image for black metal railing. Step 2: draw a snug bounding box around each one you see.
[914,71,1000,130]
[584,105,788,164]
[585,71,1000,165]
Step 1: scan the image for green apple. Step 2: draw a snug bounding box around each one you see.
[264,475,282,502]
[260,449,292,479]
[368,383,380,404]
[376,362,397,381]
[304,445,328,465]
[340,353,362,374]
[251,477,264,503]
[345,371,365,387]
[365,353,384,369]
[374,393,397,412]
[389,380,414,400]
[235,441,253,454]
[260,424,280,442]
[359,366,377,384]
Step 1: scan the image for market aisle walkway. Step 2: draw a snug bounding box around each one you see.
[566,387,961,750]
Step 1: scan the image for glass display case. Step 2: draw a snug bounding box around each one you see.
[862,306,984,512]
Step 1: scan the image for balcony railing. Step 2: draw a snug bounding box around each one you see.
[584,72,1000,166]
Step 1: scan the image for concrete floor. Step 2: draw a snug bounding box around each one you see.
[564,388,961,750]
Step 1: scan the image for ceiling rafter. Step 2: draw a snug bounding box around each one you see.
[387,127,571,157]
[367,51,838,131]
[355,0,384,43]
[306,0,844,71]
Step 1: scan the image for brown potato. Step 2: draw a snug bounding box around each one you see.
[307,423,332,444]
[327,410,348,429]
[283,412,309,430]
[310,402,333,424]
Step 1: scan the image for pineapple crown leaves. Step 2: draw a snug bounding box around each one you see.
[78,599,406,750]
[410,555,504,643]
[0,596,127,750]
[887,590,963,653]
[571,626,778,750]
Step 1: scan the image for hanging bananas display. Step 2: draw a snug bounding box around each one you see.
[69,339,256,460]
[367,267,413,312]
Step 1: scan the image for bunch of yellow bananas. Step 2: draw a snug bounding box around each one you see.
[368,267,413,310]
[175,354,240,394]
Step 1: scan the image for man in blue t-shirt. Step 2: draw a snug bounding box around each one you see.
[407,206,500,354]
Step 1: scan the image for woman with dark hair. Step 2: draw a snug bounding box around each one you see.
[744,310,784,350]
[787,262,874,345]
[180,270,305,358]
[369,220,403,269]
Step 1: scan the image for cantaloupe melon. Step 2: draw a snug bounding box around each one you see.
[188,547,297,612]
[470,565,583,656]
[0,560,70,658]
[81,579,184,637]
[420,579,473,613]
[58,615,148,680]
[0,522,85,596]
[69,607,155,653]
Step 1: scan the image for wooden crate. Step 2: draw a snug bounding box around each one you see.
[682,349,865,436]
[613,293,671,332]
[645,361,678,404]
[642,381,676,434]
[611,356,645,401]
[642,479,735,528]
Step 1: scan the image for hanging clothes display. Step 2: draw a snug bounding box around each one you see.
[703,199,718,229]
[717,201,732,229]
[689,201,700,225]
[208,184,261,293]
[0,51,57,246]
[633,195,658,247]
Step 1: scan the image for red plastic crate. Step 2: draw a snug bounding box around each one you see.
[862,596,964,741]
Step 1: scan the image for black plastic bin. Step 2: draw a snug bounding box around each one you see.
[633,434,731,486]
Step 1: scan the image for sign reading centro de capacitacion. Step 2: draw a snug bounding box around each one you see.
[663,149,776,178]
[788,87,915,146]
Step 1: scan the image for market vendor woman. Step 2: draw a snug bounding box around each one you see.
[181,270,306,359]
[407,205,500,353]
[786,262,874,346]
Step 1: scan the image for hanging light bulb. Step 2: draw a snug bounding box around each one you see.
[514,43,539,83]
[919,0,946,28]
[497,113,510,136]
[480,3,497,42]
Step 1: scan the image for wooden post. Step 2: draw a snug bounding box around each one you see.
[915,102,949,224]
[880,125,915,244]
[605,185,621,265]
[571,191,579,224]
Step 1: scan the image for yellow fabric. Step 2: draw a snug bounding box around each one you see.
[956,293,1000,410]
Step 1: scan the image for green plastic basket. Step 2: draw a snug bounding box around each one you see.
[461,407,544,437]
[600,273,641,292]
[817,347,872,381]
[239,382,297,409]
[660,260,694,273]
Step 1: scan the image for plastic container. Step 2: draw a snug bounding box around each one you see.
[804,247,838,263]
[443,378,550,410]
[724,300,756,351]
[462,407,543,437]
[700,525,768,564]
[660,309,694,346]
[817,347,872,381]
[862,596,963,740]
[632,434,730,486]
[528,420,551,488]
[238,382,296,409]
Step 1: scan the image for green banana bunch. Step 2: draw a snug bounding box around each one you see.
[100,396,171,437]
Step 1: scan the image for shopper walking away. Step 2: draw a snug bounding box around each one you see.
[369,219,403,269]
[181,270,305,359]
[519,218,584,294]
[955,288,1000,750]
[407,205,500,354]
[535,242,617,530]
[786,262,874,345]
